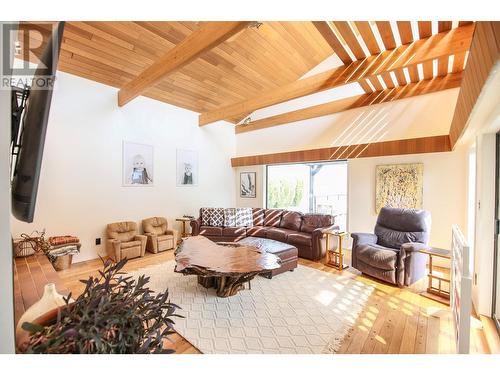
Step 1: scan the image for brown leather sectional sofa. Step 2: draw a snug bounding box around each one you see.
[190,208,338,261]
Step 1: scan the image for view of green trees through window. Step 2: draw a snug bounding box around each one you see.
[267,179,304,208]
[266,161,348,231]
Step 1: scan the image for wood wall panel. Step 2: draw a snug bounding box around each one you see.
[449,22,500,148]
[231,135,451,167]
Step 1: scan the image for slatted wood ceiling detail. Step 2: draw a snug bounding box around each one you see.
[322,21,471,93]
[17,22,333,117]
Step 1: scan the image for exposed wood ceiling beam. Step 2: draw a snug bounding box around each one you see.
[333,21,366,59]
[449,21,500,148]
[437,21,453,76]
[118,21,253,106]
[235,72,463,134]
[199,23,474,126]
[231,135,451,167]
[312,21,353,65]
[418,21,434,79]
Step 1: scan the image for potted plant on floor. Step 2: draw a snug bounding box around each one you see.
[18,258,182,354]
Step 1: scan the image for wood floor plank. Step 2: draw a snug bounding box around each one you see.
[49,251,490,354]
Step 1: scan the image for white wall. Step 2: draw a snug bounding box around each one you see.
[11,71,237,263]
[235,165,266,208]
[0,22,15,353]
[237,88,459,157]
[235,88,467,254]
[348,149,467,249]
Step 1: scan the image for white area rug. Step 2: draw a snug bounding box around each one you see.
[128,261,373,354]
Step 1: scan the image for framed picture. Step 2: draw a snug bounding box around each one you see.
[240,172,256,198]
[122,141,154,186]
[177,149,198,187]
[375,163,423,213]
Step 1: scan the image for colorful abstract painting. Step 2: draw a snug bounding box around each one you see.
[375,163,423,214]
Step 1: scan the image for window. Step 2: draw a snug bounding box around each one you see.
[266,161,348,231]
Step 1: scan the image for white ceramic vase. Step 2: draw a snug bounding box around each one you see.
[16,283,70,338]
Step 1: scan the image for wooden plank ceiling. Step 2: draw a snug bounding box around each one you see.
[18,21,474,132]
[18,21,334,121]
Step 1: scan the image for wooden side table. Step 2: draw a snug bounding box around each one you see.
[418,247,451,305]
[324,231,349,271]
[176,217,192,240]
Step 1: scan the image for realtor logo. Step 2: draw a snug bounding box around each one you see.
[1,22,62,90]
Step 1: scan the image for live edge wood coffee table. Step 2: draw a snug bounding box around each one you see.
[174,236,281,297]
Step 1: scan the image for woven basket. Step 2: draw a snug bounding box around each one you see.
[52,254,73,271]
[14,239,37,257]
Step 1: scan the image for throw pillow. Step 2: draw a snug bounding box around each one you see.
[235,207,253,227]
[224,208,236,227]
[210,208,225,227]
[200,207,213,226]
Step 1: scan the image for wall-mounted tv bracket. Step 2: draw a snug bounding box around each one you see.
[10,84,30,181]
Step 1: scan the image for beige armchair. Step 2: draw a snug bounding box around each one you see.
[142,217,178,253]
[106,221,146,262]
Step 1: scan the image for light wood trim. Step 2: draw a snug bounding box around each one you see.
[200,24,474,126]
[418,21,434,80]
[118,22,252,106]
[449,21,500,148]
[333,21,366,59]
[438,22,453,76]
[312,21,353,65]
[235,72,462,134]
[397,21,414,45]
[376,21,397,50]
[231,135,451,167]
[355,21,381,55]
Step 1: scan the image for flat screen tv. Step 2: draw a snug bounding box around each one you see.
[11,22,65,223]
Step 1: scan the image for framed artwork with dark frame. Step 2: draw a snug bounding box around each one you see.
[240,172,256,198]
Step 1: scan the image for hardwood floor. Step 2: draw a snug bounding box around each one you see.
[57,251,492,354]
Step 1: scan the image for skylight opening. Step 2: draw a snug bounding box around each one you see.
[463,51,470,70]
[365,79,376,92]
[367,21,385,52]
[451,21,459,29]
[349,22,371,57]
[417,63,424,80]
[389,21,402,47]
[389,71,399,86]
[410,21,420,41]
[448,55,455,73]
[378,75,388,90]
[329,22,357,61]
[370,21,386,51]
[402,67,411,83]
[431,21,438,35]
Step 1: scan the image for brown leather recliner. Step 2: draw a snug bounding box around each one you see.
[106,221,146,262]
[142,217,178,253]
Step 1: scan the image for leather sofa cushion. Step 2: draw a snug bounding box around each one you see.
[266,227,296,242]
[252,208,265,226]
[356,244,398,271]
[199,226,223,236]
[375,225,424,249]
[300,214,334,233]
[280,211,302,231]
[246,226,269,238]
[222,227,247,236]
[287,232,312,246]
[121,240,141,249]
[263,209,284,227]
[143,217,167,235]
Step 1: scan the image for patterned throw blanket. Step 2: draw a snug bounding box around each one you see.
[48,235,79,246]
